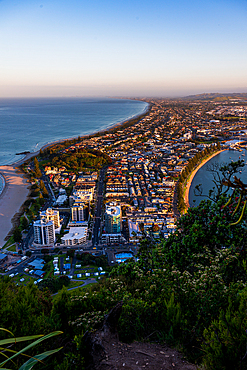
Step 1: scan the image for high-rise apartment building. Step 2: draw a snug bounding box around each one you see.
[71,204,84,222]
[40,208,60,230]
[33,219,55,246]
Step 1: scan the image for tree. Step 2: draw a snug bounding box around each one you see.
[33,157,42,178]
[152,223,160,232]
[40,180,49,198]
[194,159,245,203]
[21,216,29,230]
[13,227,22,243]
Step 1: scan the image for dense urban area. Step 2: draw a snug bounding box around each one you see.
[1,94,247,370]
[2,94,247,283]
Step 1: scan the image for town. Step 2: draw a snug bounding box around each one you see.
[1,94,247,284]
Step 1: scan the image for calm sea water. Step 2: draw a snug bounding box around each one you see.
[0,98,148,166]
[189,149,247,206]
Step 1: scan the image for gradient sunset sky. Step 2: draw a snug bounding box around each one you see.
[1,0,247,97]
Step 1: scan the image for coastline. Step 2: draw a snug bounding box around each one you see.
[11,101,150,167]
[0,174,5,196]
[0,100,150,246]
[0,166,30,248]
[184,149,227,209]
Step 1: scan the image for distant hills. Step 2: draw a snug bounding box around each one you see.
[181,92,247,101]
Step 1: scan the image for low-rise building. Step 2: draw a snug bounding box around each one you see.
[61,227,87,246]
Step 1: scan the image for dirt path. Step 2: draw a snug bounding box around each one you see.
[100,340,198,370]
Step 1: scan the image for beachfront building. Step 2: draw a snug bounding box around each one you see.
[33,219,55,246]
[61,227,87,246]
[105,203,122,234]
[40,208,61,230]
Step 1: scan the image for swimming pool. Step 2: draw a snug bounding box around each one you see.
[115,252,133,263]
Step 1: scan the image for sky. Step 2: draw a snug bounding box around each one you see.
[0,0,247,98]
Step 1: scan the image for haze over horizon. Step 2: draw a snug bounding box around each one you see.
[1,0,247,98]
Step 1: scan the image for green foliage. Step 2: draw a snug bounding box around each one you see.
[44,148,110,173]
[33,158,42,179]
[38,276,70,294]
[0,279,54,337]
[76,253,108,269]
[0,329,62,370]
[21,217,29,230]
[203,291,247,370]
[2,185,247,368]
[13,228,22,243]
[39,180,49,198]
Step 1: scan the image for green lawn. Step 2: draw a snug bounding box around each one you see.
[73,265,99,280]
[3,236,15,249]
[7,244,17,252]
[44,261,54,278]
[13,274,35,286]
[67,280,85,289]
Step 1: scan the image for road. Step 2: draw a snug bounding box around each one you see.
[92,167,106,248]
[52,278,97,296]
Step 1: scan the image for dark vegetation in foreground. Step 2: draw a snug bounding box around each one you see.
[1,193,247,369]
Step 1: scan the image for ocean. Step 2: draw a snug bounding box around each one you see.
[0,97,148,166]
[189,149,247,206]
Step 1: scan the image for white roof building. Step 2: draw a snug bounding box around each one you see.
[61,227,87,246]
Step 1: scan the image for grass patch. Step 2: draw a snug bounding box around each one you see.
[7,244,17,252]
[2,236,15,249]
[13,274,35,286]
[76,281,97,290]
[44,261,54,278]
[72,275,87,280]
[67,280,85,289]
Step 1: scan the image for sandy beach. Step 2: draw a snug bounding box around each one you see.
[0,166,30,248]
[184,150,227,209]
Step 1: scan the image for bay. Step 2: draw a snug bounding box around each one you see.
[0,97,148,166]
[189,149,247,206]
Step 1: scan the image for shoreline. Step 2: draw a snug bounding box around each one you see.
[184,149,227,209]
[10,101,150,167]
[0,100,150,246]
[0,174,5,196]
[0,165,30,248]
